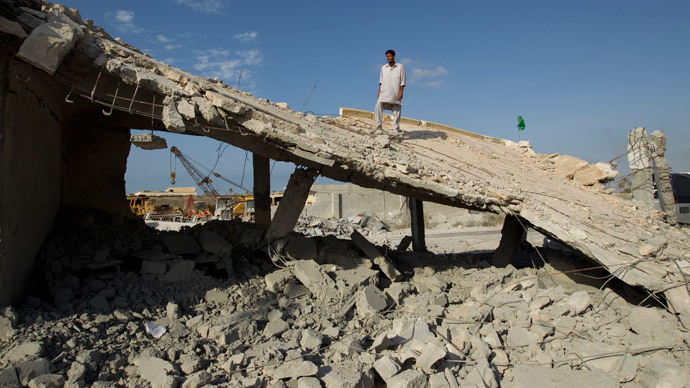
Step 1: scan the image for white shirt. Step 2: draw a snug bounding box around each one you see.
[378,63,406,104]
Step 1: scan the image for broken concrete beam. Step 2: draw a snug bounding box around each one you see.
[292,260,339,302]
[267,167,318,240]
[350,230,402,281]
[162,97,186,133]
[16,19,79,75]
[265,268,294,293]
[355,284,387,318]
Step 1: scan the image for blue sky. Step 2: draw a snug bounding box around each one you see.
[65,0,690,194]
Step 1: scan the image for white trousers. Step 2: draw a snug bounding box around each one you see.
[375,100,401,133]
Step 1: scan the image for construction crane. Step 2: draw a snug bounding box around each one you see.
[169,146,250,199]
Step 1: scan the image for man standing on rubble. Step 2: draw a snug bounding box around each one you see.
[375,49,406,138]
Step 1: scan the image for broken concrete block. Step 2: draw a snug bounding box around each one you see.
[573,164,606,186]
[27,374,64,388]
[6,341,43,363]
[265,268,294,293]
[0,315,17,340]
[130,133,168,150]
[191,96,223,124]
[285,236,318,261]
[610,352,638,383]
[553,155,588,180]
[0,367,20,388]
[17,20,78,75]
[334,267,379,295]
[176,99,197,121]
[162,234,201,255]
[199,231,233,255]
[350,230,402,281]
[263,318,289,338]
[385,283,411,305]
[300,329,323,352]
[355,285,387,318]
[627,306,661,336]
[417,341,447,372]
[163,260,195,282]
[292,260,339,301]
[386,369,426,388]
[373,356,401,381]
[297,377,322,388]
[15,358,54,386]
[133,357,176,388]
[564,290,591,315]
[162,97,186,133]
[594,162,620,181]
[271,359,318,380]
[0,16,27,38]
[181,370,212,388]
[428,373,449,388]
[506,327,538,348]
[319,361,374,388]
[462,357,497,388]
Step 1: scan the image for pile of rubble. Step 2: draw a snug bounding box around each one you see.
[295,215,390,238]
[1,211,689,388]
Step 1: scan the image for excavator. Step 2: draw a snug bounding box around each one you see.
[170,146,254,220]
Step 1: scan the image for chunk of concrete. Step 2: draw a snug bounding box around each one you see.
[417,341,447,372]
[565,290,591,315]
[506,327,538,348]
[181,370,212,388]
[509,365,619,388]
[553,155,588,180]
[0,367,20,388]
[265,268,295,293]
[27,374,65,388]
[176,99,197,121]
[199,231,233,255]
[627,306,661,336]
[191,96,223,124]
[300,329,323,352]
[15,358,54,386]
[263,318,289,338]
[297,377,322,388]
[271,360,318,380]
[374,356,401,381]
[6,341,43,363]
[141,260,167,274]
[0,315,17,340]
[0,16,27,38]
[386,369,427,388]
[17,20,78,75]
[350,230,401,281]
[292,260,339,301]
[162,97,186,133]
[356,285,387,318]
[610,353,638,383]
[573,164,606,186]
[319,361,374,388]
[131,133,168,150]
[133,357,175,388]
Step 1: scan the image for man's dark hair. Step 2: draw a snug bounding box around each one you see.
[385,49,396,56]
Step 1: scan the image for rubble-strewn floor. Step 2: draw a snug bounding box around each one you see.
[1,211,689,388]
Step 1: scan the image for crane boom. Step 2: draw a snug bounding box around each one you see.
[170,146,220,200]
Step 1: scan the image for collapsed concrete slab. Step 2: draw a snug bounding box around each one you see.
[0,0,689,322]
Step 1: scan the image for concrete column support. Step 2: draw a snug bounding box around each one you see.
[408,197,426,253]
[627,127,654,205]
[492,214,525,267]
[649,130,677,225]
[253,153,271,226]
[267,167,318,240]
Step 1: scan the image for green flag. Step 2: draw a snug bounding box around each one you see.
[517,116,525,131]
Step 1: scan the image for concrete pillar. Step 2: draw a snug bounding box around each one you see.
[408,197,426,253]
[649,130,677,225]
[266,167,318,240]
[492,214,525,267]
[627,127,654,205]
[253,153,271,226]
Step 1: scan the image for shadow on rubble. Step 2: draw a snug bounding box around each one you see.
[403,129,448,141]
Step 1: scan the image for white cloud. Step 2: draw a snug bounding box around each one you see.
[156,35,171,43]
[192,48,262,84]
[108,10,143,34]
[400,59,449,89]
[164,44,181,50]
[173,0,229,14]
[234,31,258,42]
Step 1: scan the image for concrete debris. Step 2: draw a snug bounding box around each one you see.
[0,164,685,388]
[0,16,27,38]
[162,97,187,133]
[16,19,79,75]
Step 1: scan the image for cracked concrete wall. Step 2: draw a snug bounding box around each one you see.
[1,60,63,306]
